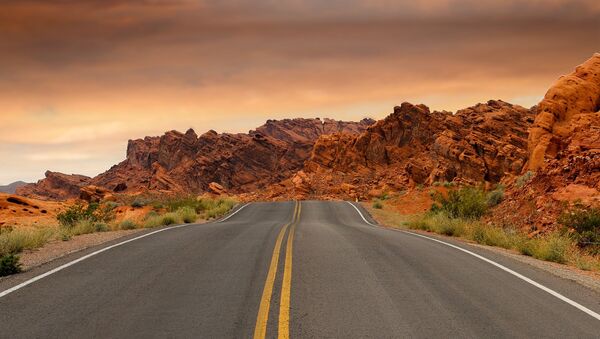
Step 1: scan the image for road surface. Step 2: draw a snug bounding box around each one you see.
[1,201,599,338]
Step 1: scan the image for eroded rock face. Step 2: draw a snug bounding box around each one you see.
[20,118,373,200]
[489,54,600,233]
[16,171,92,200]
[292,100,534,199]
[528,53,600,170]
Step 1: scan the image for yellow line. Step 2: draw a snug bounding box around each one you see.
[278,201,300,339]
[253,201,298,339]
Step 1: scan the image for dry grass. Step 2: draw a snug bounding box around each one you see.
[368,200,600,272]
[0,227,56,256]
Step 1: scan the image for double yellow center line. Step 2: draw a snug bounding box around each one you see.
[254,201,301,339]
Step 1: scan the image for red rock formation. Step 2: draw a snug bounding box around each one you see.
[283,100,534,200]
[16,171,92,201]
[528,53,600,170]
[20,118,373,200]
[491,54,600,233]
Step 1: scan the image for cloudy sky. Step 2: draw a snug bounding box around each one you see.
[0,0,598,184]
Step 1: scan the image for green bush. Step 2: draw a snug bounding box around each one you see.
[131,198,147,208]
[0,254,21,276]
[559,206,600,249]
[372,200,383,209]
[487,186,505,207]
[516,171,535,188]
[119,220,137,230]
[57,202,115,229]
[431,187,488,219]
[94,223,110,232]
[177,207,198,223]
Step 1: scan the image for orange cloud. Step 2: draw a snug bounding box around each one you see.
[0,0,598,183]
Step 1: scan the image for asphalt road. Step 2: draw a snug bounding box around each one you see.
[1,201,599,338]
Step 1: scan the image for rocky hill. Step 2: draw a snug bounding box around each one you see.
[261,100,534,200]
[17,54,600,211]
[17,118,374,200]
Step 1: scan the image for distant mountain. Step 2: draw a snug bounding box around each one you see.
[0,181,28,194]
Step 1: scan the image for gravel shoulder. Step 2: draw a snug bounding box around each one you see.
[18,229,144,270]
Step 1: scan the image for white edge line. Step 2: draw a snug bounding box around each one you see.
[218,203,249,222]
[346,201,600,322]
[0,203,251,299]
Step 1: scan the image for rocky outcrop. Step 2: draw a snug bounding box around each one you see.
[528,53,600,170]
[91,118,373,196]
[20,118,373,200]
[488,54,600,233]
[79,185,114,203]
[16,171,92,200]
[283,100,534,199]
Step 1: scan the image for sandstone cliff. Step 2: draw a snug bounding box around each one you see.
[274,100,534,199]
[19,118,374,200]
[17,171,92,200]
[492,54,600,232]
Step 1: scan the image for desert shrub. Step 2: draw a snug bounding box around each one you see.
[432,181,441,187]
[407,213,467,237]
[144,210,159,220]
[372,199,383,209]
[57,202,115,229]
[416,184,424,191]
[166,196,201,213]
[431,187,488,219]
[559,206,600,250]
[94,222,110,232]
[119,220,137,230]
[0,227,55,256]
[143,216,163,228]
[197,198,236,219]
[516,171,535,188]
[57,203,94,228]
[530,232,571,264]
[487,185,505,207]
[70,219,96,236]
[0,254,21,276]
[177,207,198,223]
[161,213,180,226]
[104,201,120,210]
[131,198,147,208]
[443,181,455,188]
[468,223,510,248]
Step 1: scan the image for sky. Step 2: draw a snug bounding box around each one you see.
[1,0,599,184]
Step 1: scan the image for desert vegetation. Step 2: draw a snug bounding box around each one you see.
[370,186,600,272]
[0,195,236,276]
